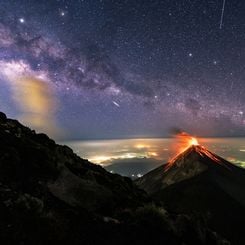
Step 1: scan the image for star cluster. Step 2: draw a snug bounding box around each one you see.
[0,0,244,139]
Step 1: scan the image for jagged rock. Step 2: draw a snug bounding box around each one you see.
[0,112,7,121]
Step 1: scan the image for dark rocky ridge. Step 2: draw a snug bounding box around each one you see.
[136,144,245,245]
[0,112,229,244]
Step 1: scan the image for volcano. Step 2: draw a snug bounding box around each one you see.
[136,144,245,245]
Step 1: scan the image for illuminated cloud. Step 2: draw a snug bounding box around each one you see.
[0,60,63,138]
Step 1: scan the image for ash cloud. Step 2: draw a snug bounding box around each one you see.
[169,127,184,136]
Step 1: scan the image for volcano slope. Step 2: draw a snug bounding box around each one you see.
[136,144,245,245]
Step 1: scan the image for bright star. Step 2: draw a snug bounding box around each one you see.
[19,18,25,23]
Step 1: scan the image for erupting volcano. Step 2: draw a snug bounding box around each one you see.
[136,138,243,194]
[136,137,245,244]
[166,139,225,172]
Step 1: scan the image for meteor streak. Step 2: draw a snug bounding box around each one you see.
[112,101,120,107]
[220,0,226,29]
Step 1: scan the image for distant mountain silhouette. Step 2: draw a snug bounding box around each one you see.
[0,112,230,244]
[136,144,245,245]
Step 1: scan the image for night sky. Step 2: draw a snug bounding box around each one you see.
[0,0,244,140]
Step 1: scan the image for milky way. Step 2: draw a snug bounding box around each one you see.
[0,0,244,139]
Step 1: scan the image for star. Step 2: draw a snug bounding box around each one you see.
[60,10,66,17]
[19,18,25,23]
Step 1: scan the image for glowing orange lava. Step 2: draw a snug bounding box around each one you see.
[190,137,199,146]
[195,146,221,163]
[173,132,199,155]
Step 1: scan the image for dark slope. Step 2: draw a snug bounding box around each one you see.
[136,144,245,245]
[0,112,229,245]
[0,112,147,213]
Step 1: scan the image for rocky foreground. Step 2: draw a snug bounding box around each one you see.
[0,112,229,245]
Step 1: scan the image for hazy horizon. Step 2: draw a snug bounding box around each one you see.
[62,137,245,177]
